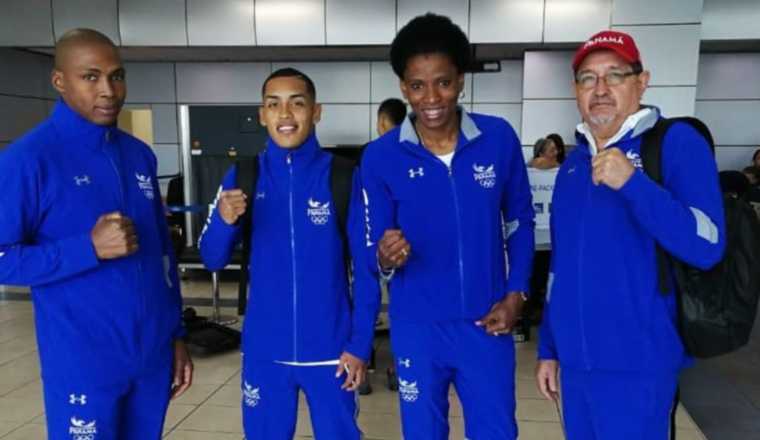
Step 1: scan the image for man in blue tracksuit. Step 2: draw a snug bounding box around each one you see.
[361,14,535,439]
[535,30,726,440]
[199,68,379,439]
[0,29,191,439]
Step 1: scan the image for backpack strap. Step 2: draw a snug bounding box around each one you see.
[235,157,259,316]
[641,118,672,294]
[640,117,716,294]
[642,117,716,182]
[330,155,355,237]
[330,154,357,284]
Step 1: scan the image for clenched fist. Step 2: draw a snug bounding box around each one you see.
[475,293,525,335]
[591,147,635,190]
[378,229,411,270]
[218,189,248,225]
[91,212,139,259]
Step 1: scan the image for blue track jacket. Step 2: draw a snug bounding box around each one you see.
[538,107,726,372]
[198,133,379,362]
[0,100,184,386]
[360,110,535,323]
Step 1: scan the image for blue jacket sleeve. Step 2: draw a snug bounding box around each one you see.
[618,122,726,270]
[359,146,396,275]
[199,165,242,271]
[501,127,536,294]
[343,171,381,362]
[537,208,558,360]
[0,151,100,286]
[148,154,186,340]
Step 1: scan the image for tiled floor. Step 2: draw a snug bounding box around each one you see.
[0,279,708,439]
[680,304,760,440]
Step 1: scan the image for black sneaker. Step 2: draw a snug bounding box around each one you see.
[358,380,373,395]
[387,368,399,391]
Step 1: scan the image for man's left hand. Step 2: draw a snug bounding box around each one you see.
[592,147,635,190]
[335,351,366,391]
[476,292,525,335]
[170,340,193,400]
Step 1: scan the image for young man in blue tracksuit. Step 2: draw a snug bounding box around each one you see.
[0,29,192,439]
[361,14,535,439]
[535,31,726,440]
[199,68,379,439]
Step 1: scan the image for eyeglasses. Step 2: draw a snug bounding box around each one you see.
[575,71,639,89]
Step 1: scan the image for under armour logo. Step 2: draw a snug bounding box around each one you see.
[408,167,424,178]
[256,192,266,200]
[398,358,411,368]
[567,166,576,174]
[74,175,91,186]
[625,150,643,169]
[69,394,87,405]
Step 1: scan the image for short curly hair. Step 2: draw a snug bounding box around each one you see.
[390,13,471,79]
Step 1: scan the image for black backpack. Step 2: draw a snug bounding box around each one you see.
[641,117,760,358]
[233,154,356,315]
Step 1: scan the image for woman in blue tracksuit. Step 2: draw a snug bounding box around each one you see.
[0,29,190,440]
[199,68,379,439]
[360,14,535,440]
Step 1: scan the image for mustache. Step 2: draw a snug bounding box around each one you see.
[590,98,616,107]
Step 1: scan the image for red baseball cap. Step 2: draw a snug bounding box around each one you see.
[572,30,641,71]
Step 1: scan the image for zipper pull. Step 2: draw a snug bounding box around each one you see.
[448,166,453,177]
[286,153,292,165]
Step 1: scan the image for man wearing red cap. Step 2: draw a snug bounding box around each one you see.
[535,30,725,439]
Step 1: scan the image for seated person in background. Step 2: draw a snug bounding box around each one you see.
[743,166,760,187]
[742,167,760,218]
[528,133,566,169]
[719,170,751,199]
[377,98,407,136]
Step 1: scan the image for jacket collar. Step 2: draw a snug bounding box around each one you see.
[399,106,482,150]
[264,131,321,167]
[50,98,118,149]
[576,105,660,155]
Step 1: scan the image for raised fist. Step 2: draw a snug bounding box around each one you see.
[90,212,139,259]
[218,189,248,225]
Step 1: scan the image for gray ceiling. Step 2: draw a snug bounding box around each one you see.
[24,39,760,63]
[24,42,580,63]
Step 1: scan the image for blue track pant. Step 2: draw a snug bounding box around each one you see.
[42,367,172,440]
[560,369,679,440]
[391,320,518,440]
[242,361,361,439]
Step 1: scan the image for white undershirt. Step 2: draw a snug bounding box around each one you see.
[576,108,653,155]
[275,359,339,367]
[437,151,455,168]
